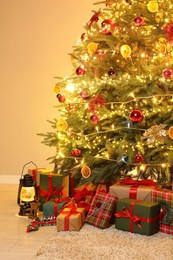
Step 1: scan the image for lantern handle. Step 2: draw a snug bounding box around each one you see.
[20,161,37,178]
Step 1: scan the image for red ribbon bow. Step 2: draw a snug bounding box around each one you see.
[61,201,83,230]
[88,11,100,28]
[88,95,106,112]
[115,207,142,231]
[73,185,95,203]
[39,185,63,202]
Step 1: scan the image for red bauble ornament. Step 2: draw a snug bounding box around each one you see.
[57,94,66,103]
[68,103,75,112]
[134,154,143,163]
[71,149,82,157]
[76,66,86,76]
[162,68,173,79]
[80,90,90,99]
[108,67,115,76]
[134,16,144,26]
[130,109,143,123]
[90,114,100,124]
[101,19,116,35]
[163,23,173,42]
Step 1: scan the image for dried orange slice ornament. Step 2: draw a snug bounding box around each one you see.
[53,84,61,94]
[81,165,91,178]
[56,119,68,131]
[168,126,173,139]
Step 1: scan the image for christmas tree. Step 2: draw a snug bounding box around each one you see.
[39,0,173,187]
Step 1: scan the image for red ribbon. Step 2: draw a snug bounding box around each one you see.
[115,200,159,233]
[117,177,156,199]
[39,175,63,202]
[31,169,37,181]
[73,185,95,203]
[61,202,83,231]
[117,177,156,187]
[88,94,106,112]
[88,11,100,28]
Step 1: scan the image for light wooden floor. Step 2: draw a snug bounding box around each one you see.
[0,184,55,260]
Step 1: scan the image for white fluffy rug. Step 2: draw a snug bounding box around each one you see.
[32,224,173,260]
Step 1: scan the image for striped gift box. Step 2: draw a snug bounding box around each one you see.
[85,190,117,229]
[151,189,173,208]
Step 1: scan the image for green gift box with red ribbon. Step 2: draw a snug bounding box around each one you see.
[115,198,160,236]
[43,197,69,218]
[39,172,69,211]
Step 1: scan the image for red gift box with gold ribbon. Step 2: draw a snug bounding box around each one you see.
[109,177,157,202]
[56,201,86,231]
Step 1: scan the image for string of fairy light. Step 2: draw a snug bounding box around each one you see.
[52,0,173,176]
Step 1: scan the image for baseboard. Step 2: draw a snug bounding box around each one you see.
[0,175,19,184]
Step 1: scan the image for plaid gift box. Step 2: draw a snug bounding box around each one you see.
[152,189,173,209]
[85,190,117,229]
[115,198,160,236]
[110,178,157,202]
[160,223,173,235]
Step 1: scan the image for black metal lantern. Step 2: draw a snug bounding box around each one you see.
[17,161,38,216]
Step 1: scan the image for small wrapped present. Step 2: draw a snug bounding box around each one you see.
[109,177,157,202]
[28,168,52,188]
[56,201,86,231]
[152,188,173,209]
[43,197,69,218]
[115,198,160,236]
[73,184,96,212]
[85,190,117,229]
[39,173,69,211]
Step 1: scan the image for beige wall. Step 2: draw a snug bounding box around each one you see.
[0,0,95,176]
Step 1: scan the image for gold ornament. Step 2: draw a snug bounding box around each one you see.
[53,84,61,94]
[56,119,68,131]
[168,126,173,139]
[120,45,131,58]
[147,1,159,13]
[81,165,91,178]
[87,42,98,55]
[142,124,167,144]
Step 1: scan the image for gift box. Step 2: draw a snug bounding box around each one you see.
[39,172,69,211]
[152,188,173,209]
[85,190,117,229]
[73,184,96,212]
[115,198,160,236]
[160,221,173,235]
[56,202,86,231]
[28,168,52,187]
[43,197,69,218]
[109,178,157,202]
